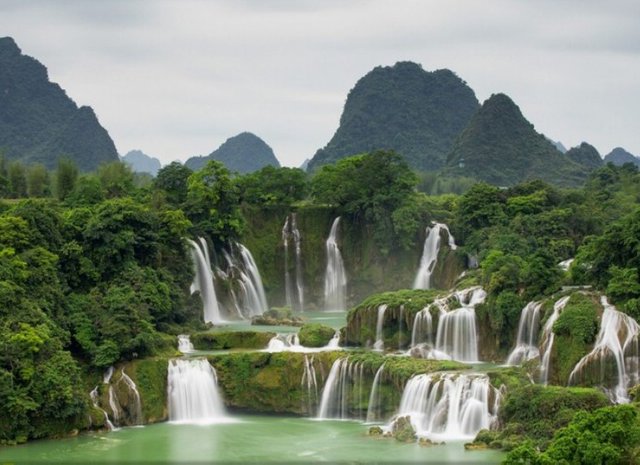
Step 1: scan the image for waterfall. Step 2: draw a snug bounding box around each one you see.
[539,295,571,384]
[317,358,364,419]
[282,213,304,311]
[394,373,500,441]
[411,307,433,347]
[178,334,194,353]
[89,386,115,430]
[407,287,484,362]
[558,258,574,271]
[237,243,269,316]
[301,355,319,414]
[373,304,388,351]
[413,222,457,290]
[118,369,143,426]
[265,333,302,352]
[188,238,223,324]
[506,301,543,365]
[324,217,347,311]
[568,297,640,403]
[167,358,227,424]
[107,385,121,424]
[366,364,385,422]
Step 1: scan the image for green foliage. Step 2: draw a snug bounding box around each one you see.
[191,331,275,350]
[153,162,192,206]
[237,166,308,206]
[55,157,78,201]
[97,162,134,198]
[8,160,27,198]
[26,163,50,197]
[298,323,335,347]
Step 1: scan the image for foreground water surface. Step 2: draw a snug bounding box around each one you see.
[0,415,503,463]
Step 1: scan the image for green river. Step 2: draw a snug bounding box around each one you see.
[0,416,503,463]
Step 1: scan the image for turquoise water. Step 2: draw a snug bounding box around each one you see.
[0,416,503,463]
[213,310,348,333]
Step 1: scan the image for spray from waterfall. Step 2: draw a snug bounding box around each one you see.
[568,296,640,403]
[178,334,194,353]
[324,217,347,311]
[506,301,542,365]
[188,238,223,324]
[413,222,457,290]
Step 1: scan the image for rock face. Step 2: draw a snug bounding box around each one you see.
[604,147,640,167]
[307,62,479,172]
[122,150,162,176]
[0,37,119,171]
[186,132,280,173]
[565,142,603,171]
[445,93,589,187]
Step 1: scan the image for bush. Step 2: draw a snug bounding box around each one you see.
[298,323,335,347]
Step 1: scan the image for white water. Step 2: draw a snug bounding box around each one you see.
[265,332,341,353]
[568,296,640,403]
[324,217,347,311]
[506,301,542,365]
[301,355,319,413]
[89,386,115,430]
[317,358,364,420]
[366,364,385,422]
[539,295,571,384]
[407,287,485,362]
[410,307,433,347]
[178,334,194,353]
[393,373,500,441]
[413,222,457,290]
[118,369,143,426]
[237,243,269,317]
[188,238,223,324]
[167,358,228,424]
[282,214,305,312]
[373,304,388,351]
[558,258,575,271]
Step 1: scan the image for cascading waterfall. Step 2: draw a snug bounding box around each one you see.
[89,387,115,430]
[118,369,143,426]
[265,333,302,352]
[506,301,543,365]
[373,304,388,351]
[366,364,385,422]
[393,373,500,441]
[219,243,269,318]
[568,296,640,403]
[324,217,347,311]
[408,287,484,362]
[167,358,227,424]
[237,243,269,316]
[178,334,194,353]
[413,222,457,290]
[282,213,304,311]
[539,296,571,384]
[188,238,223,324]
[317,358,364,420]
[410,306,433,347]
[301,355,319,413]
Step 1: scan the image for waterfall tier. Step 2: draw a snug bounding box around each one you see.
[282,213,305,312]
[568,296,640,403]
[188,238,223,324]
[317,358,365,420]
[167,358,228,424]
[539,296,570,384]
[413,222,457,290]
[324,217,347,311]
[394,373,500,441]
[506,301,542,365]
[178,334,194,353]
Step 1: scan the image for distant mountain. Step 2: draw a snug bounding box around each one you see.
[307,62,479,172]
[604,147,640,167]
[185,132,280,173]
[445,93,588,187]
[122,150,162,176]
[547,138,567,153]
[565,142,603,171]
[299,158,310,171]
[0,37,119,171]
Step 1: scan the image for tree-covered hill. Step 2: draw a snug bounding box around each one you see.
[185,132,280,173]
[565,142,603,171]
[0,37,119,171]
[604,147,640,167]
[445,93,589,187]
[307,62,479,172]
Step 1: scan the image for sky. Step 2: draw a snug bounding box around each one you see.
[1,0,639,167]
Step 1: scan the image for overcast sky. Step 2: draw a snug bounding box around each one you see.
[1,0,639,167]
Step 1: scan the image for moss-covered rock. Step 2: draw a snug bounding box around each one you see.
[191,331,276,350]
[298,323,335,347]
[391,415,417,442]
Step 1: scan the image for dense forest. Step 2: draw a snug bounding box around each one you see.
[1,149,640,463]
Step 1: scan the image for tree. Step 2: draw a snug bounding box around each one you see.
[26,163,50,198]
[8,161,27,198]
[237,166,308,205]
[97,161,135,198]
[55,157,78,201]
[153,162,192,206]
